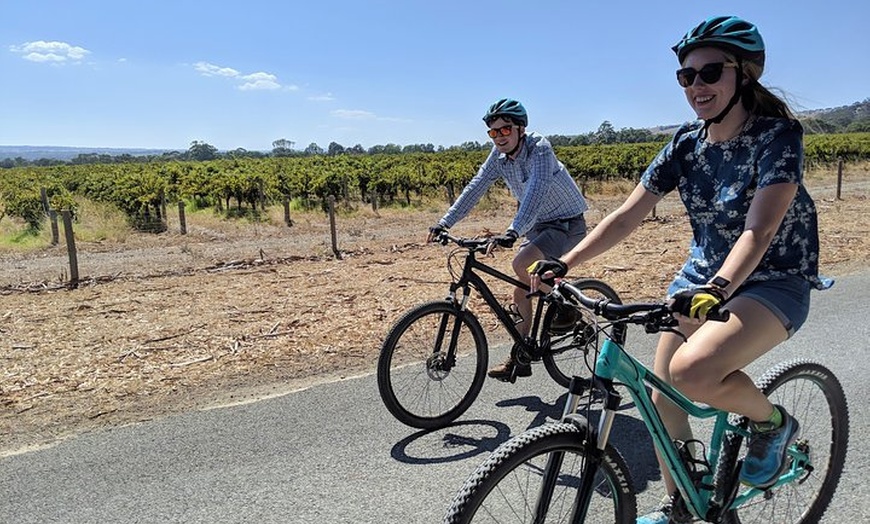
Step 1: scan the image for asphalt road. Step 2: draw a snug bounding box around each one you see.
[2,273,868,523]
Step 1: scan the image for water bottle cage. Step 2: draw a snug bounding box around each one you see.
[504,303,523,325]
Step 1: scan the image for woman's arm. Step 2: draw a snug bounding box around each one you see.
[561,183,662,268]
[709,182,798,297]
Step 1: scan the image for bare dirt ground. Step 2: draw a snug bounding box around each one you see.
[1,170,868,456]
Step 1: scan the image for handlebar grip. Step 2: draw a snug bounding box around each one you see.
[706,307,730,322]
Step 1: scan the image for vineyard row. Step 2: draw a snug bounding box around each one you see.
[2,133,868,231]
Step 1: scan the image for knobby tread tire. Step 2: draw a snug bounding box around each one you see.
[377,300,488,429]
[444,421,636,523]
[541,278,625,388]
[718,359,848,524]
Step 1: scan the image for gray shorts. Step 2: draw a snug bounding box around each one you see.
[520,215,587,259]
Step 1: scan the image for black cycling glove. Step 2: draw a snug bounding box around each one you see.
[527,258,568,285]
[427,224,448,243]
[490,229,518,248]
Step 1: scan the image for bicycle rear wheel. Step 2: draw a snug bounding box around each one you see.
[443,420,636,523]
[721,359,849,524]
[541,279,624,388]
[377,301,488,429]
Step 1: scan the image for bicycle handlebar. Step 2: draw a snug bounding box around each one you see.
[555,279,730,332]
[433,231,493,253]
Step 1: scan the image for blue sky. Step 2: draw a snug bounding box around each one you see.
[1,1,867,152]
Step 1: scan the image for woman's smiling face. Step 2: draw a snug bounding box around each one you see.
[681,47,739,121]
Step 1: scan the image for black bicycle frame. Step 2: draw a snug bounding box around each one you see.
[447,249,546,346]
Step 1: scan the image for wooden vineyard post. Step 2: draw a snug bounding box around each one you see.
[61,210,79,287]
[178,202,187,234]
[49,210,59,245]
[283,198,293,227]
[328,195,342,259]
[837,157,843,200]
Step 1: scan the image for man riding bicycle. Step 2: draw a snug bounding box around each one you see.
[428,98,589,381]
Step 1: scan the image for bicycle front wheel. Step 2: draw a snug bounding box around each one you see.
[444,421,636,523]
[721,359,849,524]
[377,301,488,429]
[542,278,624,388]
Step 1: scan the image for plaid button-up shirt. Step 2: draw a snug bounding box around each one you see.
[439,132,587,236]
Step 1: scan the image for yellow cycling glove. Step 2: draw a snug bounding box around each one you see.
[671,286,727,319]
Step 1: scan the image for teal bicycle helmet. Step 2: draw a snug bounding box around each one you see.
[483,98,528,127]
[673,16,766,132]
[673,15,765,69]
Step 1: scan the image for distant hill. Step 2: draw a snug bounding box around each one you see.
[651,98,870,136]
[2,98,867,163]
[0,145,174,162]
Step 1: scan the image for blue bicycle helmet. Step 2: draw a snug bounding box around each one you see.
[483,98,528,127]
[673,15,765,69]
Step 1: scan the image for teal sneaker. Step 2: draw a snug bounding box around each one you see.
[636,507,670,524]
[739,404,800,488]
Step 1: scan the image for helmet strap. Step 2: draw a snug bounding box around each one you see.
[505,132,525,158]
[701,60,744,138]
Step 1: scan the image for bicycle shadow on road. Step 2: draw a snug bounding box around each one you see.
[389,419,514,465]
[388,393,661,493]
[496,392,662,492]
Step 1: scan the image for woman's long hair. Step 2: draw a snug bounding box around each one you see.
[739,58,796,120]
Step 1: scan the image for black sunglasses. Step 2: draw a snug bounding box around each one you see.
[676,62,738,88]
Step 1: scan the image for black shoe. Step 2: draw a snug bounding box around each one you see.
[487,357,531,381]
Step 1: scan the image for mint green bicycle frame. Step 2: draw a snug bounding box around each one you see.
[584,336,810,519]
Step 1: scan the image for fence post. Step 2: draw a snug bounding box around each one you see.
[61,210,79,287]
[178,201,187,234]
[49,210,59,245]
[328,195,342,259]
[283,198,293,226]
[40,188,50,214]
[836,157,843,200]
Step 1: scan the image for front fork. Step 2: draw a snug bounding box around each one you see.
[535,376,623,523]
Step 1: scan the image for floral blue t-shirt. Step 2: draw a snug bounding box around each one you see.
[641,116,831,294]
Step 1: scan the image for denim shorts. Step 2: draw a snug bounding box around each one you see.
[520,214,587,259]
[736,276,811,338]
[670,274,811,338]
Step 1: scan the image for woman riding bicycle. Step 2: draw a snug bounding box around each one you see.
[428,98,589,381]
[529,16,832,524]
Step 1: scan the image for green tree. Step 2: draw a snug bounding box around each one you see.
[187,141,219,161]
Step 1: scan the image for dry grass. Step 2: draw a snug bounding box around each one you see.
[1,165,868,455]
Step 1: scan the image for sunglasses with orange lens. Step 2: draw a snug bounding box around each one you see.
[487,125,515,138]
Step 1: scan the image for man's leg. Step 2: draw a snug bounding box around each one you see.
[487,243,545,380]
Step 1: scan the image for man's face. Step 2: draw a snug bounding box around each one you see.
[487,117,524,155]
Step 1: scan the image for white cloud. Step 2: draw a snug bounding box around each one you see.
[10,40,90,63]
[332,109,376,119]
[238,72,280,91]
[194,61,240,78]
[195,61,294,92]
[309,92,335,102]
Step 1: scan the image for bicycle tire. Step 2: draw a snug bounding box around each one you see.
[377,301,488,429]
[718,359,849,524]
[541,279,624,388]
[443,420,636,523]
